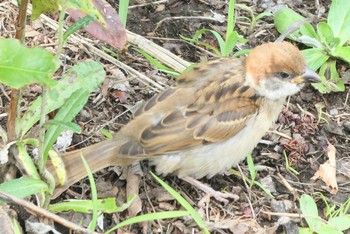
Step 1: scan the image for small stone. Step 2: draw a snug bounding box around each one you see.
[329,108,339,116]
[271,199,293,213]
[259,175,277,194]
[324,122,343,135]
[343,121,350,133]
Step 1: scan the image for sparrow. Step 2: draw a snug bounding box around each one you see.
[47,42,321,201]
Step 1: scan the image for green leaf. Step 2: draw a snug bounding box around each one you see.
[224,31,239,57]
[151,172,209,233]
[317,22,338,48]
[106,211,190,234]
[298,35,323,48]
[63,14,96,41]
[99,129,113,139]
[299,227,313,234]
[49,196,135,214]
[118,0,129,27]
[0,39,59,89]
[31,0,59,20]
[300,22,318,39]
[180,33,221,56]
[135,48,179,77]
[44,120,81,133]
[16,142,40,180]
[43,90,89,159]
[302,48,329,70]
[300,194,325,232]
[0,178,48,204]
[19,61,105,138]
[274,8,314,41]
[318,225,343,234]
[48,149,66,186]
[328,215,350,231]
[255,12,273,22]
[81,154,98,231]
[226,0,236,35]
[247,154,256,188]
[331,46,350,63]
[312,83,329,94]
[327,0,350,46]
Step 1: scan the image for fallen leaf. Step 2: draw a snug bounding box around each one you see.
[111,90,129,103]
[311,143,338,194]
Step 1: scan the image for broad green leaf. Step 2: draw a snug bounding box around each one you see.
[19,61,105,138]
[328,215,350,231]
[300,194,324,232]
[49,196,136,214]
[16,142,40,180]
[274,8,314,41]
[317,22,338,48]
[0,178,48,204]
[327,0,350,46]
[303,48,329,70]
[0,39,59,89]
[31,0,59,20]
[313,61,345,93]
[299,35,323,48]
[318,225,343,234]
[299,227,313,234]
[312,83,329,94]
[331,46,350,63]
[300,23,318,39]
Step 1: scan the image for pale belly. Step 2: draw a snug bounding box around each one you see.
[150,99,285,179]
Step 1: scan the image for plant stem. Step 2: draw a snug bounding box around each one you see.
[7,0,29,141]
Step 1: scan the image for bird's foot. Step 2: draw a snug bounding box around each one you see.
[182,176,239,204]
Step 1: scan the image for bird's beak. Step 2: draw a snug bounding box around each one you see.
[291,67,322,84]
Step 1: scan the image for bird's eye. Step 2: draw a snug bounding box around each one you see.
[279,72,290,79]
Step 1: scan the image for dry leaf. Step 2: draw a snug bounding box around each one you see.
[311,143,338,194]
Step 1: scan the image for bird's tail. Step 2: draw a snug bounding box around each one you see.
[47,139,137,199]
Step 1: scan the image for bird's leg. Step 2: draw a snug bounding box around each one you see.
[182,176,239,203]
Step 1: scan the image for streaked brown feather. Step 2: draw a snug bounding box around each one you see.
[118,57,262,157]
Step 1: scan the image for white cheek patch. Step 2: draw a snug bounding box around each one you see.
[257,78,302,100]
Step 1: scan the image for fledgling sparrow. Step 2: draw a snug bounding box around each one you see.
[48,42,321,201]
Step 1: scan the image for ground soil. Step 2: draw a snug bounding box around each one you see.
[1,0,350,233]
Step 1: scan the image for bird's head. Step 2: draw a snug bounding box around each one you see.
[245,42,321,100]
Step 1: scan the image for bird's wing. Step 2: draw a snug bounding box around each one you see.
[118,58,262,157]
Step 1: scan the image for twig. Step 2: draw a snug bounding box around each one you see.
[237,164,256,219]
[0,191,99,234]
[129,0,169,9]
[153,16,225,33]
[276,172,299,201]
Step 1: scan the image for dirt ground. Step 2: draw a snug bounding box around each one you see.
[1,0,350,233]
